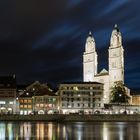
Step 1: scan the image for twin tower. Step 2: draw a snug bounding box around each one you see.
[83,24,124,103]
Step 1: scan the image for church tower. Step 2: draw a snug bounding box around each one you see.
[109,24,124,86]
[83,32,98,81]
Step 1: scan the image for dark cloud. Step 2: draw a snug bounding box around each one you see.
[0,0,140,89]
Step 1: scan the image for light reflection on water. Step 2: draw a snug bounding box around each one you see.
[0,121,139,139]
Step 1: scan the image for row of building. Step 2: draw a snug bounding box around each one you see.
[0,25,139,115]
[0,75,104,115]
[0,75,139,115]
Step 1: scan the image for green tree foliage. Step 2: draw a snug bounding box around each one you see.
[110,81,130,103]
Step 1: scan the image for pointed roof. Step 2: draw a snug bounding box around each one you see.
[86,31,95,42]
[89,31,92,36]
[113,24,119,32]
[95,68,109,77]
[100,68,108,74]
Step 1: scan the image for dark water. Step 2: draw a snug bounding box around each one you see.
[0,121,139,140]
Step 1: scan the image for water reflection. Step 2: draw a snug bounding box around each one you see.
[0,123,5,139]
[20,122,31,140]
[0,121,140,139]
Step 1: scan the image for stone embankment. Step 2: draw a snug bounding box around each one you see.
[0,114,140,122]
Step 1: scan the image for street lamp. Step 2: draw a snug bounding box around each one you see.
[118,94,122,113]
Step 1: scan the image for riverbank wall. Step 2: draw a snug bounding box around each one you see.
[0,114,140,122]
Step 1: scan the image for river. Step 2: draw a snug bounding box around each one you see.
[0,121,139,140]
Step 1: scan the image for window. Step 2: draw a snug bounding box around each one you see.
[9,101,13,104]
[20,105,23,108]
[112,61,117,68]
[0,101,5,104]
[24,100,27,103]
[28,100,32,103]
[24,105,27,108]
[28,105,32,108]
[77,103,80,107]
[77,98,80,101]
[72,103,74,107]
[62,103,65,107]
[40,104,44,107]
[20,100,23,103]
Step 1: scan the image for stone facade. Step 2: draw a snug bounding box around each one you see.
[83,25,129,103]
[59,82,103,114]
[18,81,59,115]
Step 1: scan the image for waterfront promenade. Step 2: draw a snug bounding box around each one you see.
[0,114,140,122]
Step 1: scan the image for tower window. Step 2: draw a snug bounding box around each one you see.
[112,62,117,68]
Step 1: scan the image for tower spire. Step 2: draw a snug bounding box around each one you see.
[89,31,92,36]
[114,24,117,28]
[114,24,119,32]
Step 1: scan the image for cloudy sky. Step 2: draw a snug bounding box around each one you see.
[0,0,140,89]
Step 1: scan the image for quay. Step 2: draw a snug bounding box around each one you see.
[0,114,140,122]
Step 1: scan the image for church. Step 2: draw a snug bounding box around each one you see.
[83,24,128,104]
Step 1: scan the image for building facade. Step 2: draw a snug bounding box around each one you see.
[0,75,17,114]
[83,24,128,103]
[18,81,59,115]
[59,82,103,114]
[19,92,33,115]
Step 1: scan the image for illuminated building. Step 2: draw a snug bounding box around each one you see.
[18,81,59,114]
[0,75,16,114]
[83,24,130,103]
[59,82,103,114]
[18,91,33,115]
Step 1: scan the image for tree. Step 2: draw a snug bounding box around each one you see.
[110,81,130,103]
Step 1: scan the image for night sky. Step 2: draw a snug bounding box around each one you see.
[0,0,140,90]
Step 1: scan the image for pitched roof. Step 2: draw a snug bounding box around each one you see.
[95,69,109,76]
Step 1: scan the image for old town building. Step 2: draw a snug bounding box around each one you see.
[0,75,17,114]
[83,24,130,103]
[18,81,59,115]
[59,82,103,114]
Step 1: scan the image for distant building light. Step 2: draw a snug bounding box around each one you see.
[1,107,6,110]
[68,105,71,108]
[9,102,13,104]
[0,101,6,104]
[7,108,12,111]
[74,86,78,91]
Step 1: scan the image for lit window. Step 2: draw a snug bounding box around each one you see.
[20,100,23,103]
[0,101,5,104]
[28,100,32,103]
[36,104,39,107]
[24,100,27,103]
[20,110,23,115]
[28,105,32,108]
[48,104,52,108]
[9,101,13,104]
[74,86,78,91]
[24,105,27,108]
[20,105,23,108]
[40,104,44,107]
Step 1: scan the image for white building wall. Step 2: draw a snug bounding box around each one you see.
[94,75,110,103]
[83,25,128,104]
